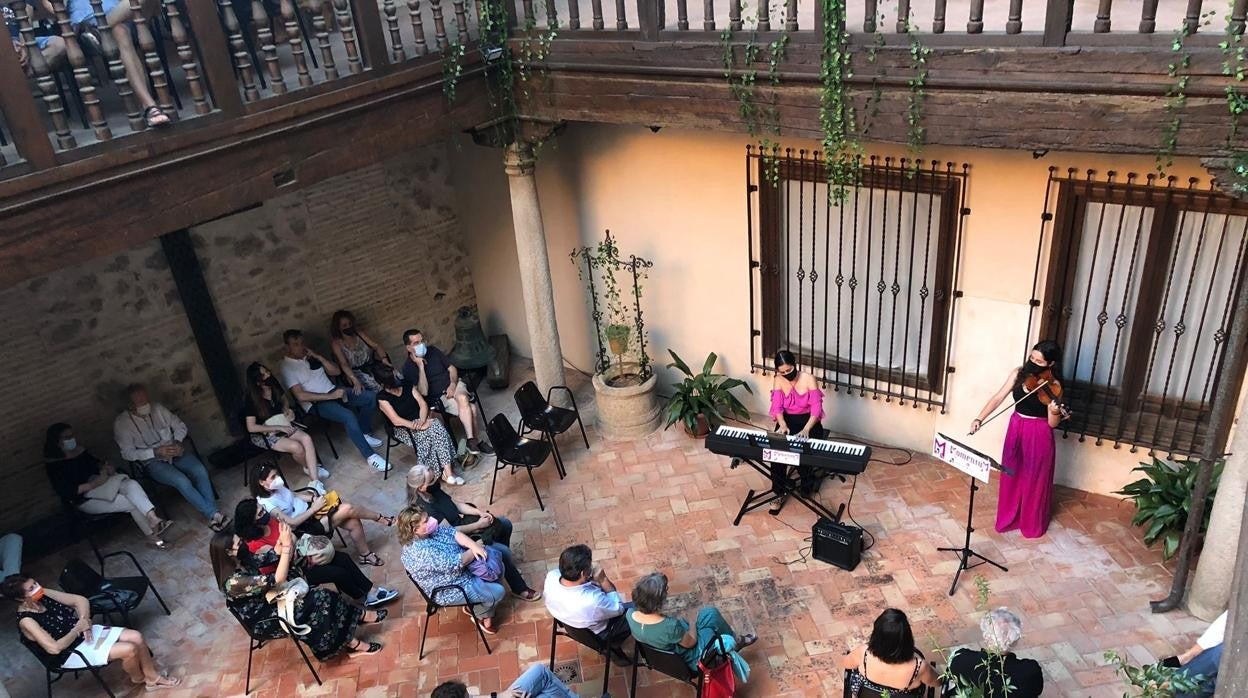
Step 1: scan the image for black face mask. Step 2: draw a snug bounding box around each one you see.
[307,356,323,371]
[256,511,271,527]
[780,369,799,382]
[1025,360,1047,375]
[342,327,357,337]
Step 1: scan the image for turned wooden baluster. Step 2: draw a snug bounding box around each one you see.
[281,0,314,86]
[1184,0,1204,33]
[1094,0,1111,32]
[755,0,767,31]
[89,0,140,131]
[1232,0,1247,35]
[330,0,362,73]
[702,0,712,30]
[614,0,626,28]
[933,0,946,32]
[863,0,876,32]
[382,0,404,60]
[48,0,110,139]
[675,0,687,29]
[967,0,984,33]
[127,0,174,119]
[896,0,910,32]
[456,0,471,40]
[11,1,74,148]
[784,0,796,30]
[217,0,260,100]
[1139,0,1158,32]
[591,0,604,29]
[520,0,534,24]
[303,0,340,80]
[163,0,209,113]
[1006,0,1022,33]
[251,0,286,93]
[429,0,447,51]
[406,0,428,55]
[568,0,580,28]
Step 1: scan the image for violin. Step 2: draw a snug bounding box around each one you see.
[1022,368,1071,421]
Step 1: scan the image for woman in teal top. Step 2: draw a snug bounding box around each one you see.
[625,572,756,671]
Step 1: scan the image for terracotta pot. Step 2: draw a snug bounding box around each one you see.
[683,413,711,438]
[607,335,630,356]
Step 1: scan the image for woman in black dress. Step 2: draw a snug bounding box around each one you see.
[209,526,385,660]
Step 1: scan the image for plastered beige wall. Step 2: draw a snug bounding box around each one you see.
[454,123,1231,496]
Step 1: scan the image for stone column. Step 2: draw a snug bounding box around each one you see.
[1189,398,1248,620]
[503,142,567,397]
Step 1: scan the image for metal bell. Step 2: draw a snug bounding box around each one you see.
[448,305,497,370]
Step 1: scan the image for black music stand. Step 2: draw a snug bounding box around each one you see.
[934,434,1014,596]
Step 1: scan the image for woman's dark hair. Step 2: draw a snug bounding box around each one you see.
[42,423,71,461]
[774,349,797,369]
[0,573,31,601]
[233,499,265,542]
[330,309,356,339]
[867,608,916,664]
[558,544,594,582]
[372,364,400,390]
[244,362,287,421]
[631,572,669,614]
[249,462,281,499]
[1013,340,1063,390]
[208,531,238,592]
[430,682,469,698]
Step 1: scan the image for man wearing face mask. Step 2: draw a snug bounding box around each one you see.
[401,328,494,457]
[113,384,228,532]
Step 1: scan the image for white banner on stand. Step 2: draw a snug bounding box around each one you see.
[932,432,993,483]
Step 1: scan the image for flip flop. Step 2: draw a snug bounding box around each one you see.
[153,519,174,536]
[348,640,384,656]
[145,674,181,691]
[357,552,384,567]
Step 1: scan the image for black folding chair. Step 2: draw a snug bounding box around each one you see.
[630,638,713,698]
[63,508,172,620]
[485,414,557,510]
[549,617,631,697]
[381,418,418,483]
[20,635,115,698]
[58,557,168,628]
[842,668,935,698]
[228,603,321,695]
[406,569,492,660]
[515,381,589,475]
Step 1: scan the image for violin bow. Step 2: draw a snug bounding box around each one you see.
[972,379,1053,434]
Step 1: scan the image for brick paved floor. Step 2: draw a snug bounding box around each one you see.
[0,361,1208,697]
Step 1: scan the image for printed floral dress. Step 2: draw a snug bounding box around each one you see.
[224,569,361,661]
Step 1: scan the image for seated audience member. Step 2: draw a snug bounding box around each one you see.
[431,664,580,698]
[250,461,394,567]
[843,608,941,697]
[399,505,539,636]
[280,330,391,473]
[627,572,756,672]
[402,328,494,456]
[243,362,329,492]
[377,369,464,485]
[330,310,396,393]
[44,423,172,549]
[545,544,632,655]
[1169,609,1227,698]
[113,383,227,532]
[405,463,513,547]
[60,0,170,128]
[2,573,180,689]
[209,528,384,659]
[0,533,22,581]
[234,499,399,608]
[947,608,1043,698]
[4,6,65,75]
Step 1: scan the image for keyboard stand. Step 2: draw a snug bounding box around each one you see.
[730,457,846,526]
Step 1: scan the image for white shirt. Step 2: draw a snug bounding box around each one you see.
[257,487,309,518]
[1197,611,1228,649]
[279,355,337,410]
[542,569,626,635]
[113,404,188,462]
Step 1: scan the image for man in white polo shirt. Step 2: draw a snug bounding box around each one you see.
[279,329,390,472]
[543,544,632,664]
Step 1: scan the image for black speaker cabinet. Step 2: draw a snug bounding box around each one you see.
[812,518,862,571]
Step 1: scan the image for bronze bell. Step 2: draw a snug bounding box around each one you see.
[448,305,496,370]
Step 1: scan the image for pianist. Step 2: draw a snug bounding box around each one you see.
[768,350,827,513]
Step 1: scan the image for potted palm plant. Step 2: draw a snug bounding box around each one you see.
[663,350,753,437]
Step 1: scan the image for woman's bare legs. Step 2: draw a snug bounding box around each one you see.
[109,628,164,683]
[331,502,380,556]
[104,1,169,125]
[270,433,317,484]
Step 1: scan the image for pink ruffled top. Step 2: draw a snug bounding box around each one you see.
[769,386,825,422]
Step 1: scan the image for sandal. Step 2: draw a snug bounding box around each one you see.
[145,674,181,691]
[143,105,171,129]
[348,639,384,655]
[208,515,231,532]
[152,518,174,536]
[357,552,384,567]
[362,608,388,624]
[377,514,395,527]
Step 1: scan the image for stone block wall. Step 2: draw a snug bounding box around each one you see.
[0,143,476,532]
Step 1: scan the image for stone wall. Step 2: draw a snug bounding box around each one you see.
[0,143,476,532]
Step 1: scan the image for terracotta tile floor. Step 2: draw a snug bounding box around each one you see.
[1,361,1207,697]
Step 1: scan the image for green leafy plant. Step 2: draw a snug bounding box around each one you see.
[662,350,753,434]
[1115,457,1223,560]
[818,0,860,200]
[904,20,930,159]
[720,4,789,186]
[605,323,632,356]
[1221,0,1248,140]
[1158,10,1214,174]
[570,231,652,380]
[1104,650,1207,697]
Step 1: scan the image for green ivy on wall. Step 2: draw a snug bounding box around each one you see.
[818,0,861,199]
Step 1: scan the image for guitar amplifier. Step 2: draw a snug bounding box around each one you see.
[811,518,862,571]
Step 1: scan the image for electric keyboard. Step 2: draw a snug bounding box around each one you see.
[705,425,871,475]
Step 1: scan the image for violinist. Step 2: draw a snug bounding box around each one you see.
[968,340,1068,539]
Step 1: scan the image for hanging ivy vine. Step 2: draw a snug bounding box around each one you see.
[904,18,930,160]
[818,0,860,199]
[720,2,789,185]
[1158,11,1214,174]
[1220,0,1247,141]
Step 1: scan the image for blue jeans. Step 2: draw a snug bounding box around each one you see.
[460,576,505,619]
[508,663,579,698]
[311,388,378,459]
[143,454,218,519]
[488,542,532,595]
[689,607,735,671]
[1177,643,1222,698]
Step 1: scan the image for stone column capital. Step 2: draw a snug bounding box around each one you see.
[503,143,535,177]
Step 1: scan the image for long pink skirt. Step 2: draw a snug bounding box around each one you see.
[995,412,1055,538]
